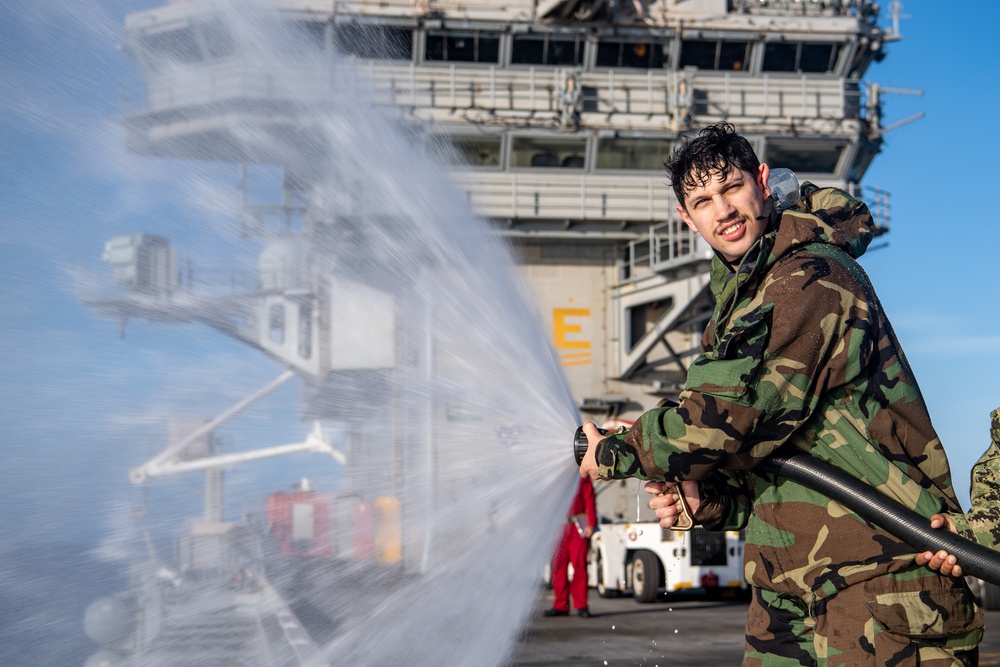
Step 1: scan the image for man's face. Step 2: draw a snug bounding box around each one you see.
[676,163,771,265]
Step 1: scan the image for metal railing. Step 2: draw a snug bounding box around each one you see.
[850,183,891,233]
[239,203,308,237]
[623,219,704,278]
[120,60,359,117]
[122,59,861,127]
[683,73,859,123]
[333,0,533,21]
[77,257,260,298]
[732,0,880,19]
[369,64,857,123]
[450,172,672,222]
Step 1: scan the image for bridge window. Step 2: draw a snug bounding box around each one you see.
[454,136,502,167]
[847,144,876,182]
[141,26,202,64]
[269,304,285,345]
[765,141,844,174]
[430,135,502,167]
[336,24,413,60]
[763,42,841,73]
[510,137,587,169]
[425,30,500,64]
[284,21,327,53]
[299,304,313,359]
[595,39,667,69]
[511,33,584,66]
[679,39,751,71]
[201,20,234,59]
[596,137,672,171]
[799,42,841,73]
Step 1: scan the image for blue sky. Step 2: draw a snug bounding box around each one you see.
[852,4,1000,504]
[1,0,999,552]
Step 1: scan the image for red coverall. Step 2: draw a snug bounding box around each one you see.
[551,477,597,612]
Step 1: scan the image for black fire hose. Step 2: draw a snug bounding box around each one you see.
[573,427,1000,586]
[761,451,1000,586]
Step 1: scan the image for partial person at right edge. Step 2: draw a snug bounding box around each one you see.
[918,407,1000,577]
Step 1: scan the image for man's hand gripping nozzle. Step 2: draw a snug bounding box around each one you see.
[572,426,694,531]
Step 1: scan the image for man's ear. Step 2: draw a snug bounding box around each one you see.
[757,163,771,199]
[676,204,697,232]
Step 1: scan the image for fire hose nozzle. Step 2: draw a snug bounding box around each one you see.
[573,425,608,466]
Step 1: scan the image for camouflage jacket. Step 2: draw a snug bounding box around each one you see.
[948,408,1000,548]
[595,184,965,600]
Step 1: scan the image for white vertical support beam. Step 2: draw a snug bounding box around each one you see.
[490,66,496,108]
[419,276,435,573]
[205,468,224,523]
[408,62,416,107]
[647,177,654,220]
[763,74,770,117]
[801,75,807,118]
[450,64,456,107]
[648,225,656,266]
[724,72,731,116]
[647,70,654,112]
[511,174,518,218]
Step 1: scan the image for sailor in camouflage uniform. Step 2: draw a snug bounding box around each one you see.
[578,123,982,666]
[918,408,1000,575]
[955,409,1000,548]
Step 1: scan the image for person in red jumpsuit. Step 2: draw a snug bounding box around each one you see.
[544,476,597,617]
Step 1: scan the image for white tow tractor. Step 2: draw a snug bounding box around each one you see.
[587,522,747,603]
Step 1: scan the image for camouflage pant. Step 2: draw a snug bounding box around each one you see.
[743,574,983,667]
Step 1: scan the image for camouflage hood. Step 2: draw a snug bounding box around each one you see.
[767,181,875,265]
[710,182,876,318]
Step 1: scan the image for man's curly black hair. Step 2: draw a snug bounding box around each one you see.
[665,122,761,208]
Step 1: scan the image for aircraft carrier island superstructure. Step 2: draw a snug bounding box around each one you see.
[114,0,896,414]
[79,0,907,664]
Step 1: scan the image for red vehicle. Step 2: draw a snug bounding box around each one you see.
[266,481,334,558]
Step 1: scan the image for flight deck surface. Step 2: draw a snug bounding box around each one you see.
[511,591,1000,666]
